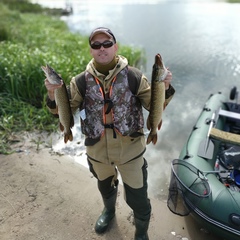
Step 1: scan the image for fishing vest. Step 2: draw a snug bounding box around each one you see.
[79,67,144,142]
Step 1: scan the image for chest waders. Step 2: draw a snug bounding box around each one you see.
[77,67,151,239]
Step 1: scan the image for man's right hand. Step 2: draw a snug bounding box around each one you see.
[44,78,62,101]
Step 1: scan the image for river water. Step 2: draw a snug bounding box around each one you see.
[31,0,240,239]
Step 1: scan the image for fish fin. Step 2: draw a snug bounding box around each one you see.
[59,122,64,132]
[158,120,162,130]
[70,115,74,128]
[146,116,151,130]
[163,101,167,110]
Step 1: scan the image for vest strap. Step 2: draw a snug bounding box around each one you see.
[104,99,114,114]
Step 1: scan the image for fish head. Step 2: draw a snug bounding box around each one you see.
[153,54,168,81]
[41,64,62,85]
[155,54,164,68]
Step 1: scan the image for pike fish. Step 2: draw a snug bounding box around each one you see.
[41,64,74,143]
[146,54,168,145]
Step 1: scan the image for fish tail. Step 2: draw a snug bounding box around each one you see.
[146,133,157,145]
[64,130,73,143]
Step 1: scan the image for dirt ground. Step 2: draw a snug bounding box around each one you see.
[0,132,221,240]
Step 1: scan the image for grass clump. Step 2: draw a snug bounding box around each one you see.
[0,0,63,14]
[0,94,57,154]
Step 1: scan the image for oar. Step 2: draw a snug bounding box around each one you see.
[197,112,216,159]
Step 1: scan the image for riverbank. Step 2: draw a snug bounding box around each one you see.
[0,133,221,240]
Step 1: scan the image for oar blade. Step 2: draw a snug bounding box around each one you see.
[197,138,215,159]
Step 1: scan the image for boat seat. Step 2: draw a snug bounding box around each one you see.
[218,108,240,120]
[218,108,240,134]
[210,128,240,145]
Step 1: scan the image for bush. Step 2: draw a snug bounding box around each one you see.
[0,0,43,13]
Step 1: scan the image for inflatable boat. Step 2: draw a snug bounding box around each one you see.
[168,87,240,240]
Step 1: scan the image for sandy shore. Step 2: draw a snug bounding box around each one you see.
[0,133,221,240]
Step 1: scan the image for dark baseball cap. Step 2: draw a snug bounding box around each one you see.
[89,27,116,43]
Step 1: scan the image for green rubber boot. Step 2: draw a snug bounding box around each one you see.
[134,217,150,240]
[95,189,117,234]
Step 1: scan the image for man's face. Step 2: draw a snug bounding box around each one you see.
[90,33,118,65]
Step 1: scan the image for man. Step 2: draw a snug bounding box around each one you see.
[45,27,175,240]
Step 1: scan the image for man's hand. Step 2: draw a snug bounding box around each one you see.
[44,78,62,101]
[163,68,172,90]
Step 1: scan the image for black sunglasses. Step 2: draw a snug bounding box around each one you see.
[90,40,114,50]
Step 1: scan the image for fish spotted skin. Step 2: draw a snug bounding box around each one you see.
[42,64,74,143]
[146,54,167,145]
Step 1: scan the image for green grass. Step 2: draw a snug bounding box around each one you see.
[0,0,63,14]
[0,0,146,154]
[0,94,58,154]
[0,13,91,107]
[227,0,240,2]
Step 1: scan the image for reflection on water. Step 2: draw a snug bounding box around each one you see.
[34,0,240,199]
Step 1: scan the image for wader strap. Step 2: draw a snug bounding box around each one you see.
[104,124,117,138]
